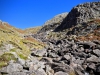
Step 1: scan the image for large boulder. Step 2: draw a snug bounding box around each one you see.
[0,63,23,74]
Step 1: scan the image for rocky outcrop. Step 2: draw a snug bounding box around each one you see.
[38,13,68,32]
[55,2,100,31]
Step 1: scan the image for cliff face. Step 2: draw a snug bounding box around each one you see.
[0,2,100,75]
[55,2,100,31]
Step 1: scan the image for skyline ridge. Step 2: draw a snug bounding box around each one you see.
[0,0,96,29]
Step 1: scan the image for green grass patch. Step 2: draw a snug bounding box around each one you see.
[0,53,17,68]
[18,53,28,60]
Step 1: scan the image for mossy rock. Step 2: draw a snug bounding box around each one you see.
[10,48,28,60]
[0,53,17,68]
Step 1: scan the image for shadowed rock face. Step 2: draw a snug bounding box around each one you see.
[55,2,100,31]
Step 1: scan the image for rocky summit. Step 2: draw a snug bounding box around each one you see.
[0,2,100,75]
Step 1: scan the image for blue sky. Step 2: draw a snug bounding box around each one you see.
[0,0,95,29]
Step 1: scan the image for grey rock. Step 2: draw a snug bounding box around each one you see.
[97,45,100,49]
[50,63,70,73]
[53,57,62,62]
[23,60,30,69]
[39,13,68,32]
[88,63,96,70]
[17,58,25,66]
[40,57,53,63]
[85,72,89,75]
[45,65,54,75]
[9,72,27,75]
[55,2,100,31]
[48,52,59,58]
[0,44,15,56]
[54,71,68,75]
[5,44,15,51]
[87,55,100,63]
[93,49,100,57]
[44,13,68,26]
[63,55,71,60]
[32,68,47,75]
[93,40,100,45]
[72,44,78,50]
[74,59,84,65]
[80,47,84,52]
[28,59,45,73]
[31,49,47,57]
[0,63,23,74]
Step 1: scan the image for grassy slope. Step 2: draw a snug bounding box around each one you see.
[24,26,42,34]
[0,22,45,68]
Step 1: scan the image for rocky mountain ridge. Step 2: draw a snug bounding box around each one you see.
[55,2,100,31]
[38,12,68,32]
[0,2,100,75]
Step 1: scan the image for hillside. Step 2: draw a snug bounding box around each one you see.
[0,21,45,69]
[24,26,42,34]
[0,2,100,75]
